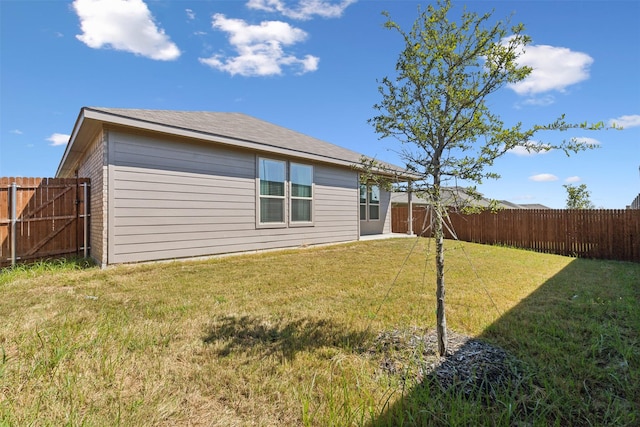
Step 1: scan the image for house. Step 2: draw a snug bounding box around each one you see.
[517,203,551,210]
[391,187,514,210]
[391,188,551,210]
[55,107,409,266]
[390,188,554,234]
[497,200,525,209]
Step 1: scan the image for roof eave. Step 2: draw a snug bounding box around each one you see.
[56,107,87,177]
[57,107,414,180]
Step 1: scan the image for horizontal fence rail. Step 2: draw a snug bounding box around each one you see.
[0,177,90,267]
[392,206,640,263]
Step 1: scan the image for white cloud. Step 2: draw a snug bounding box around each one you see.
[608,114,640,129]
[520,95,556,107]
[246,0,355,20]
[10,129,23,135]
[47,133,70,146]
[186,8,195,20]
[508,141,551,156]
[199,14,319,76]
[565,176,581,183]
[72,0,180,61]
[508,146,537,156]
[529,173,558,182]
[507,39,593,96]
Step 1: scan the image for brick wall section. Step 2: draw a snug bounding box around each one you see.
[77,129,107,265]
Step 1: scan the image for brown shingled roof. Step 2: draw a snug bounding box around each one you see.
[57,107,408,178]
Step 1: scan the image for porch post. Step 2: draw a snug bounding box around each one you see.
[407,181,413,235]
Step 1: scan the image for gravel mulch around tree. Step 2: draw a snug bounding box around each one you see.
[364,327,536,402]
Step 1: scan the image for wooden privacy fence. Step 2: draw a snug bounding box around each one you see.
[392,206,640,263]
[0,177,90,267]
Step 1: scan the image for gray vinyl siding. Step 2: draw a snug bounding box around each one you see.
[107,130,359,264]
[359,189,392,236]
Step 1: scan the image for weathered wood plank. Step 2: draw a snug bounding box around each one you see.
[0,177,89,267]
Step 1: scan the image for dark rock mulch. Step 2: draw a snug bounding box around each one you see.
[365,327,534,402]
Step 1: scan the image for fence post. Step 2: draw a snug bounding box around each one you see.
[82,182,89,259]
[75,177,80,256]
[10,182,18,266]
[407,184,413,235]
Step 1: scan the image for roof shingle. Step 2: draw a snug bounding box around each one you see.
[90,107,372,165]
[57,107,408,178]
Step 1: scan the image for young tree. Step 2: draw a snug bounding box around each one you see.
[370,0,603,355]
[564,183,595,209]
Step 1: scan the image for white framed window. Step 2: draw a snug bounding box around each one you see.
[360,183,380,221]
[360,184,367,220]
[369,184,380,220]
[290,163,313,223]
[257,157,314,227]
[259,158,286,224]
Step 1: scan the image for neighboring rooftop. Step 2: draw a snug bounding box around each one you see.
[498,200,524,209]
[391,188,550,210]
[518,203,552,210]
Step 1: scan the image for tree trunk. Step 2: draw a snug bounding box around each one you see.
[434,195,447,356]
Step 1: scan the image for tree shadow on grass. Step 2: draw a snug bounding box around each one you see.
[202,315,374,362]
[368,258,640,426]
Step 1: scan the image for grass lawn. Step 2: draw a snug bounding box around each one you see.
[1,238,638,426]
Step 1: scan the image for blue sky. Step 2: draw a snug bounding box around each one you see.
[1,0,638,208]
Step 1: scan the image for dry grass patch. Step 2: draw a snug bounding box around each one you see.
[1,239,638,426]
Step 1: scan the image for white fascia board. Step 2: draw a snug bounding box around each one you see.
[56,109,88,177]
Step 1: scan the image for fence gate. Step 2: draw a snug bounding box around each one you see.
[0,177,90,267]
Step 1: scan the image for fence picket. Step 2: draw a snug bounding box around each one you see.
[0,177,90,267]
[392,206,640,263]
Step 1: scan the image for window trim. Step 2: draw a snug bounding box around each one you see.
[368,184,380,221]
[257,157,287,228]
[289,162,314,227]
[256,157,315,229]
[360,183,381,222]
[360,184,367,221]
